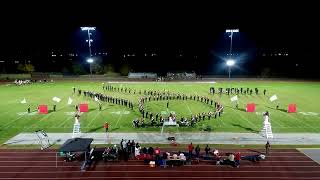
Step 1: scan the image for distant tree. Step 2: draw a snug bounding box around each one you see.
[62,67,70,74]
[261,67,271,78]
[72,63,86,75]
[92,63,104,74]
[17,64,26,72]
[104,64,115,74]
[17,64,35,73]
[25,64,35,73]
[90,58,104,74]
[119,63,130,76]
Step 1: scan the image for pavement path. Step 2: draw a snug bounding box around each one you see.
[4,132,320,145]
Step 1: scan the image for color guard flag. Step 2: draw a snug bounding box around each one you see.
[20,98,27,104]
[52,97,61,103]
[269,95,278,102]
[230,95,238,102]
[67,97,73,105]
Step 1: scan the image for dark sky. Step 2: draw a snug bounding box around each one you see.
[1,1,318,52]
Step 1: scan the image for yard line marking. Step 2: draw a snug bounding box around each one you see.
[229,106,259,129]
[183,101,193,114]
[1,116,25,129]
[115,107,126,128]
[87,111,101,127]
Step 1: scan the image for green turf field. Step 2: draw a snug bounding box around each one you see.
[0,80,320,144]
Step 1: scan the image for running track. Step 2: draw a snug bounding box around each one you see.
[0,149,319,180]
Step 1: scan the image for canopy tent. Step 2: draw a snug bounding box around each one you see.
[59,138,93,152]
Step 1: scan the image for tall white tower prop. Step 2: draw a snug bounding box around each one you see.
[72,112,81,138]
[261,114,273,139]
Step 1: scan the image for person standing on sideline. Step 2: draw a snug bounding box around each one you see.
[195,145,201,160]
[263,89,266,95]
[265,141,271,155]
[188,142,194,159]
[235,152,241,167]
[205,145,210,157]
[104,122,109,133]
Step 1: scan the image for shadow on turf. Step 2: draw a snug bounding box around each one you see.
[86,126,103,133]
[225,105,246,112]
[109,127,120,132]
[267,106,287,113]
[231,123,259,133]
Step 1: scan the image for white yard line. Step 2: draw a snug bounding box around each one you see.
[87,111,101,127]
[115,108,126,128]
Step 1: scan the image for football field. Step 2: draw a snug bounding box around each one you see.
[0,80,320,144]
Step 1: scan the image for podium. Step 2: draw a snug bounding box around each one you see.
[35,130,50,150]
[72,122,81,138]
[261,115,273,139]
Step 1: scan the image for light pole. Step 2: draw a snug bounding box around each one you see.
[81,27,96,75]
[226,59,235,78]
[87,58,94,76]
[226,29,239,78]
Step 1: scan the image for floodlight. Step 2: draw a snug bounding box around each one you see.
[226,29,239,33]
[87,58,94,63]
[226,60,235,66]
[81,27,96,31]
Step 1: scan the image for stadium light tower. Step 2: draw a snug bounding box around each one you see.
[226,29,239,78]
[87,58,94,75]
[81,27,96,76]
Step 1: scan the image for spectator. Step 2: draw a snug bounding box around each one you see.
[131,140,136,155]
[188,142,194,158]
[148,146,154,155]
[228,153,236,167]
[127,140,131,154]
[135,145,141,157]
[162,152,168,167]
[235,152,241,167]
[120,139,124,150]
[179,152,186,161]
[265,141,271,155]
[142,147,148,154]
[195,145,200,159]
[155,147,161,163]
[205,145,210,157]
[172,153,178,159]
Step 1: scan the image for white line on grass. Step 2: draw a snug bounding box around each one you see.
[57,115,74,128]
[115,108,126,128]
[183,101,193,114]
[87,111,101,127]
[229,107,259,129]
[281,111,319,133]
[1,116,25,129]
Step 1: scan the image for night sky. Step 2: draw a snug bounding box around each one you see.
[0,1,319,77]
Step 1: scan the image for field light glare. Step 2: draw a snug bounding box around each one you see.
[87,58,94,63]
[226,60,235,66]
